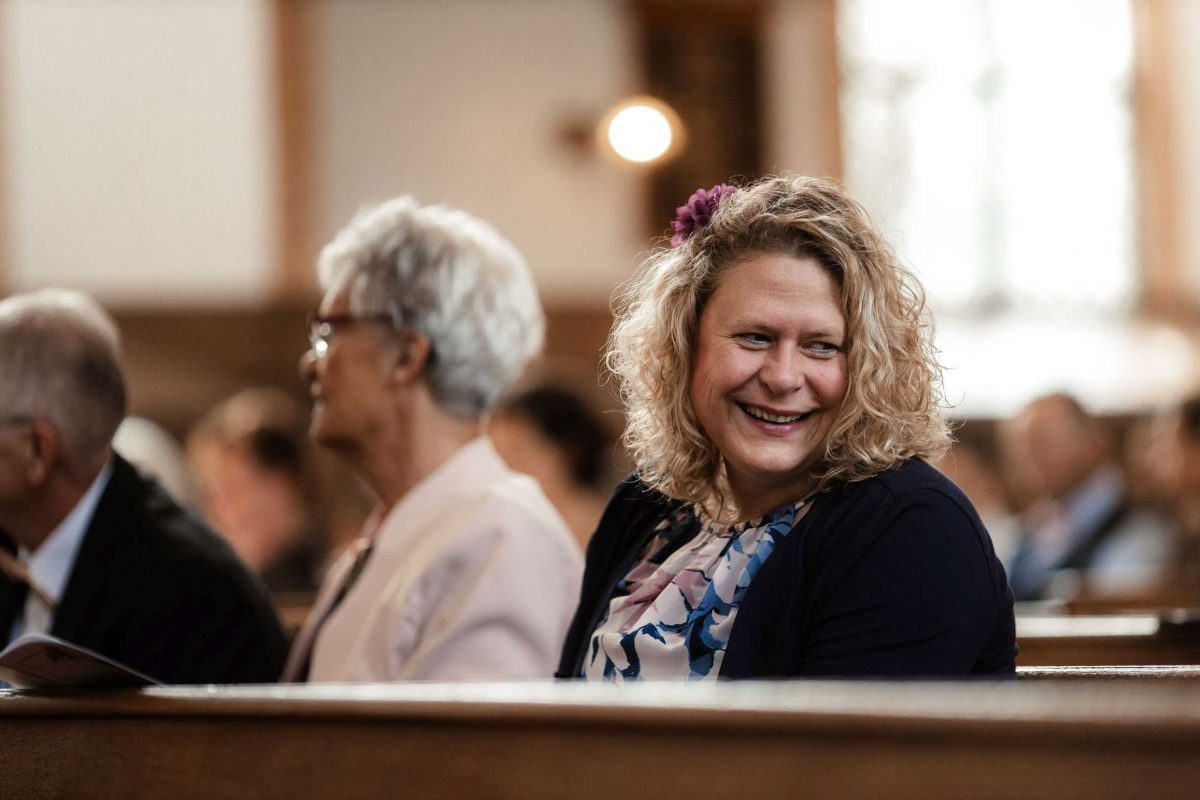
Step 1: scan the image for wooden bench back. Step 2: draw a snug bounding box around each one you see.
[3,680,1200,799]
[1017,612,1200,666]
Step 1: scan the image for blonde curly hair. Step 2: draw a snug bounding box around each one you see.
[607,174,950,518]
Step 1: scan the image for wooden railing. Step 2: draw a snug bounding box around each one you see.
[3,679,1200,799]
[1018,664,1200,680]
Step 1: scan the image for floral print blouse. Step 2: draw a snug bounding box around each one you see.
[585,496,813,681]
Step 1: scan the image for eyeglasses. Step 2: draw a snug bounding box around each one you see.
[306,312,395,359]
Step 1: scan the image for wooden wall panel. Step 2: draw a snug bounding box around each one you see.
[635,0,765,236]
[112,304,615,439]
[273,0,316,300]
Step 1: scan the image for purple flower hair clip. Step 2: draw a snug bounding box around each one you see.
[670,183,738,246]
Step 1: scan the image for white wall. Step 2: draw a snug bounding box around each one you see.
[306,0,643,306]
[0,0,278,306]
[3,0,1198,325]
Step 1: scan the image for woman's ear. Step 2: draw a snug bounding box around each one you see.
[390,331,432,384]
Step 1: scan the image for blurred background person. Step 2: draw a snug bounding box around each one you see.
[186,387,328,597]
[490,380,619,548]
[933,442,1019,564]
[1000,393,1173,602]
[113,415,198,507]
[284,196,583,683]
[1140,395,1200,592]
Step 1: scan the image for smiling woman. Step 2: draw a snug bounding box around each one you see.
[557,175,1017,681]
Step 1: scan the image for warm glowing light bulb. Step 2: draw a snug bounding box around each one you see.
[605,100,679,163]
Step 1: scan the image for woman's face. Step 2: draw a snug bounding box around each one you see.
[690,251,848,517]
[299,289,399,456]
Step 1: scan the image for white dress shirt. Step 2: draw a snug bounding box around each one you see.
[12,459,113,640]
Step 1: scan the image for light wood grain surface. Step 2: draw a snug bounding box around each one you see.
[2,678,1200,799]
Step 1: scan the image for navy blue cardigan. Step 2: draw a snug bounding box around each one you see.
[557,459,1017,679]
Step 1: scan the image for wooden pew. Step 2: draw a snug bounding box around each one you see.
[3,680,1200,799]
[1016,612,1200,666]
[1064,579,1200,614]
[1018,665,1200,680]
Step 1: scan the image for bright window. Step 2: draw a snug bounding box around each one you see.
[838,0,1136,314]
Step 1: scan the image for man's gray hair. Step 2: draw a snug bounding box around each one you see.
[0,289,127,476]
[317,197,545,420]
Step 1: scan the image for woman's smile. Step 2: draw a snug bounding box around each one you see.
[737,402,813,426]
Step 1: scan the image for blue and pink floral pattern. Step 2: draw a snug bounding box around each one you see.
[585,498,809,681]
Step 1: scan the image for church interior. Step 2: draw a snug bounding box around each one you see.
[3,1,1200,796]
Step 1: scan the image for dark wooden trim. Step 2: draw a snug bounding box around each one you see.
[634,0,766,236]
[634,0,761,29]
[272,0,315,301]
[105,302,617,438]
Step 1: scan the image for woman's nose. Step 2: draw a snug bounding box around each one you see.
[298,349,318,384]
[759,348,803,395]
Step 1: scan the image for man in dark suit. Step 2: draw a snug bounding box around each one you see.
[0,289,286,684]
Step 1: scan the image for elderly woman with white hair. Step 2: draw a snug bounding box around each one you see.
[557,175,1016,680]
[284,197,582,682]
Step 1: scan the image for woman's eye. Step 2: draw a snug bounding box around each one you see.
[808,341,841,356]
[736,333,771,347]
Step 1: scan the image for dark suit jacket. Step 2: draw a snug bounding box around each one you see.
[558,459,1017,679]
[1,455,287,684]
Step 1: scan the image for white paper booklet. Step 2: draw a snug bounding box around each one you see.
[0,633,162,688]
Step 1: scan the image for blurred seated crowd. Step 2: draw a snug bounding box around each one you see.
[0,176,1196,689]
[117,382,1200,616]
[938,391,1200,609]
